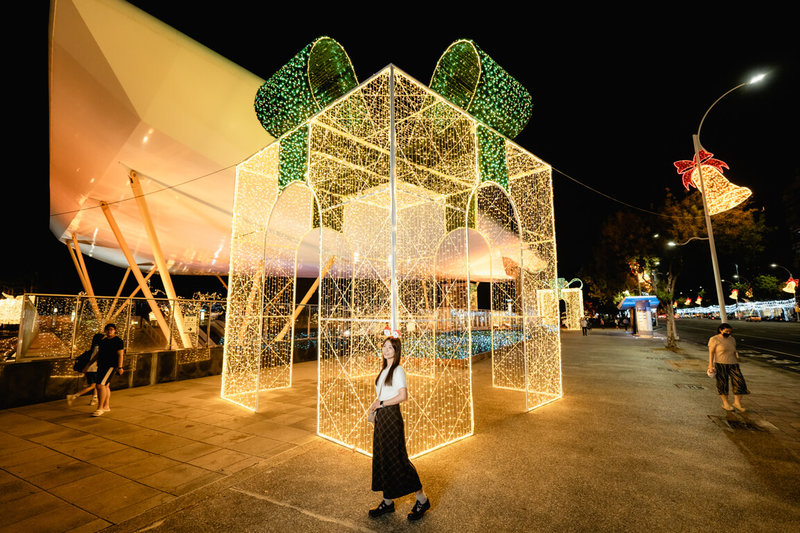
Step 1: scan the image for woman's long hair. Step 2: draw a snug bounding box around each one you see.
[376,337,402,386]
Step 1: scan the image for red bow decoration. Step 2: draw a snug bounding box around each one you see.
[383,326,401,339]
[673,149,729,190]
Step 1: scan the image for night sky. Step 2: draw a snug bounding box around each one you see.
[8,4,798,300]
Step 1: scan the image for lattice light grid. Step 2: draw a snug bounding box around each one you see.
[225,41,560,455]
[560,287,584,330]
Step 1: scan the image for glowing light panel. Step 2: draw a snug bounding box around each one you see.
[674,149,752,215]
[224,62,560,456]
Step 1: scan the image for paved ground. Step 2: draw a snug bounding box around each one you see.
[2,330,799,532]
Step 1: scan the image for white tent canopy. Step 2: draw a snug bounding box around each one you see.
[50,0,271,274]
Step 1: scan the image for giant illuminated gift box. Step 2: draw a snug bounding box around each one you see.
[222,38,562,457]
[536,278,584,331]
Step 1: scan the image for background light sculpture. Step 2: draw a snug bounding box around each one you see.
[535,278,583,331]
[783,278,798,294]
[675,149,752,215]
[223,38,561,457]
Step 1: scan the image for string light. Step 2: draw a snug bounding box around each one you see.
[224,42,561,456]
[0,293,22,325]
[673,149,752,215]
[783,278,798,294]
[15,294,220,366]
[279,126,309,189]
[676,298,795,318]
[430,39,532,139]
[560,288,584,331]
[477,126,509,190]
[254,37,358,138]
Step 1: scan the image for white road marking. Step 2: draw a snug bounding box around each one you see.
[739,345,800,358]
[230,488,377,532]
[738,334,800,345]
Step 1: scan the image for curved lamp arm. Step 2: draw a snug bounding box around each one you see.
[667,236,710,247]
[697,83,747,140]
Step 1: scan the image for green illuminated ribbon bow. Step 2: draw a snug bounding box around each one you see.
[254,37,358,138]
[547,278,583,299]
[254,38,533,192]
[430,39,533,140]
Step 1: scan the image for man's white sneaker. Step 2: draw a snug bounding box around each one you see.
[91,410,105,417]
[66,394,77,406]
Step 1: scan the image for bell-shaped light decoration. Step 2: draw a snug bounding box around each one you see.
[782,278,798,294]
[674,150,752,215]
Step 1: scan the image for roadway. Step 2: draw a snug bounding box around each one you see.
[659,317,800,372]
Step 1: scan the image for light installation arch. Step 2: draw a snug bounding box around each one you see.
[559,287,584,330]
[222,179,319,410]
[223,38,562,456]
[536,279,584,332]
[467,182,526,392]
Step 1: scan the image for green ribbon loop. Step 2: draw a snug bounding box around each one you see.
[430,39,533,139]
[255,37,358,138]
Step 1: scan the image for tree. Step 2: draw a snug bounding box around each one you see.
[752,274,784,300]
[583,189,771,349]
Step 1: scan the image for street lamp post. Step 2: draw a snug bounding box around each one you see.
[692,73,765,324]
[770,263,794,278]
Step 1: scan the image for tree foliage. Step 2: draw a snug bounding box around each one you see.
[581,188,771,347]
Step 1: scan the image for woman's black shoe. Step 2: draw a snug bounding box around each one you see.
[369,500,395,518]
[407,498,430,520]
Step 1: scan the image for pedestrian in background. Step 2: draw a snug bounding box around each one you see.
[707,323,749,412]
[580,316,589,336]
[87,324,125,417]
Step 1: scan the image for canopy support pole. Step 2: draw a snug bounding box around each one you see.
[128,170,193,348]
[100,201,174,346]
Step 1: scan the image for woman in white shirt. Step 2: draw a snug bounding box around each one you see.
[368,335,430,521]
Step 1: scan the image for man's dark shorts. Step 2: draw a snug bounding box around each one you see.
[85,371,98,385]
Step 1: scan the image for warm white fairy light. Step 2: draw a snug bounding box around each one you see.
[17,294,221,366]
[560,287,584,331]
[224,66,561,456]
[0,293,22,325]
[677,298,795,319]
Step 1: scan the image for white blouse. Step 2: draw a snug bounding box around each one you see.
[375,365,407,402]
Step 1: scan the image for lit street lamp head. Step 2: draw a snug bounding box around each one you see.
[749,73,766,84]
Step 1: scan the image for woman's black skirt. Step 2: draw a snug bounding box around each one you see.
[372,404,422,499]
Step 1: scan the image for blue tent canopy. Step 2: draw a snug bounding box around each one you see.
[617,295,660,311]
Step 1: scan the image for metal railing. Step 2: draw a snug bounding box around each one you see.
[13,293,226,362]
[8,295,527,364]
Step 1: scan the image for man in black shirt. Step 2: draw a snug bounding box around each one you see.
[90,323,124,417]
